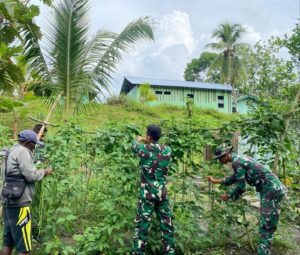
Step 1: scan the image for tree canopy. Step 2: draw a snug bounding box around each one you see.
[183,52,219,82]
[206,23,250,108]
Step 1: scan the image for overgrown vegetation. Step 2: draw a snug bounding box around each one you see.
[0,0,299,254]
[0,98,299,254]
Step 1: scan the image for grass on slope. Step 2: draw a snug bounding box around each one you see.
[0,96,234,136]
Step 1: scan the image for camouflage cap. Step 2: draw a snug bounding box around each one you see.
[213,143,233,159]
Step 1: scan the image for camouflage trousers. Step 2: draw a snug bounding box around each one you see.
[131,198,175,255]
[258,191,285,255]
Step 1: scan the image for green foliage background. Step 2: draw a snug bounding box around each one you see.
[1,100,299,254]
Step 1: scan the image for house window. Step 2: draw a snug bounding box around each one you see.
[187,94,194,98]
[164,91,171,95]
[155,91,163,95]
[218,95,224,108]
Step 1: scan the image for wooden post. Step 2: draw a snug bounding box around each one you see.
[204,144,213,161]
[231,131,240,152]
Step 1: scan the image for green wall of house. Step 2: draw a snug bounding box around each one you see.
[127,86,139,100]
[127,85,232,114]
[237,99,257,114]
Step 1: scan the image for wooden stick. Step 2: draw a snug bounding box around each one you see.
[242,201,256,252]
[37,92,63,140]
[27,117,58,127]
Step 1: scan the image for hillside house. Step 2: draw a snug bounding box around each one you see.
[120,76,233,113]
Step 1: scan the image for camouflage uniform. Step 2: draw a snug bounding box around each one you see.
[131,140,175,255]
[221,153,287,255]
[34,144,46,164]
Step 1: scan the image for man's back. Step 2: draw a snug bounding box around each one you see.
[232,154,285,192]
[131,125,175,254]
[133,141,172,201]
[2,144,44,207]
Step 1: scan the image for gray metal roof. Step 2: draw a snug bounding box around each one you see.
[120,76,232,93]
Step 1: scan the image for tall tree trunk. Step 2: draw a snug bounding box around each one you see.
[231,83,238,113]
[272,85,300,174]
[18,83,26,100]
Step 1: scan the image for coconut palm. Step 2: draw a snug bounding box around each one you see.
[206,22,250,111]
[25,0,154,116]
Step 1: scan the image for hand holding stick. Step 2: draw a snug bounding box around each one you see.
[207,176,222,184]
[136,136,147,143]
[43,168,53,176]
[207,176,229,202]
[220,193,229,201]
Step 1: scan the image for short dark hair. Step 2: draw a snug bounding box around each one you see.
[33,124,48,134]
[147,124,161,141]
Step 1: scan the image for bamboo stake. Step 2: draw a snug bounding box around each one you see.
[242,201,256,252]
[37,92,63,140]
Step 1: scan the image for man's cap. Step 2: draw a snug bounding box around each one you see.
[213,143,233,159]
[18,130,43,145]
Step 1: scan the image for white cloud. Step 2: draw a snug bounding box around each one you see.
[243,25,262,44]
[110,10,198,93]
[243,25,285,45]
[155,10,196,55]
[29,0,298,96]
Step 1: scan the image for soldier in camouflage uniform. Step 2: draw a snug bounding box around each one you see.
[207,144,287,255]
[131,125,175,255]
[32,124,48,243]
[33,124,48,164]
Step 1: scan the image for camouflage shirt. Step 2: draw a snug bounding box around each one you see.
[132,140,172,201]
[222,153,287,201]
[34,143,46,165]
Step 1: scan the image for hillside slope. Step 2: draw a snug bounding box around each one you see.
[0,97,233,135]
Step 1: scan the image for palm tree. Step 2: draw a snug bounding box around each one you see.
[25,0,154,117]
[206,22,250,111]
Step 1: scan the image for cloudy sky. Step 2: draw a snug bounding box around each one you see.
[34,0,299,94]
